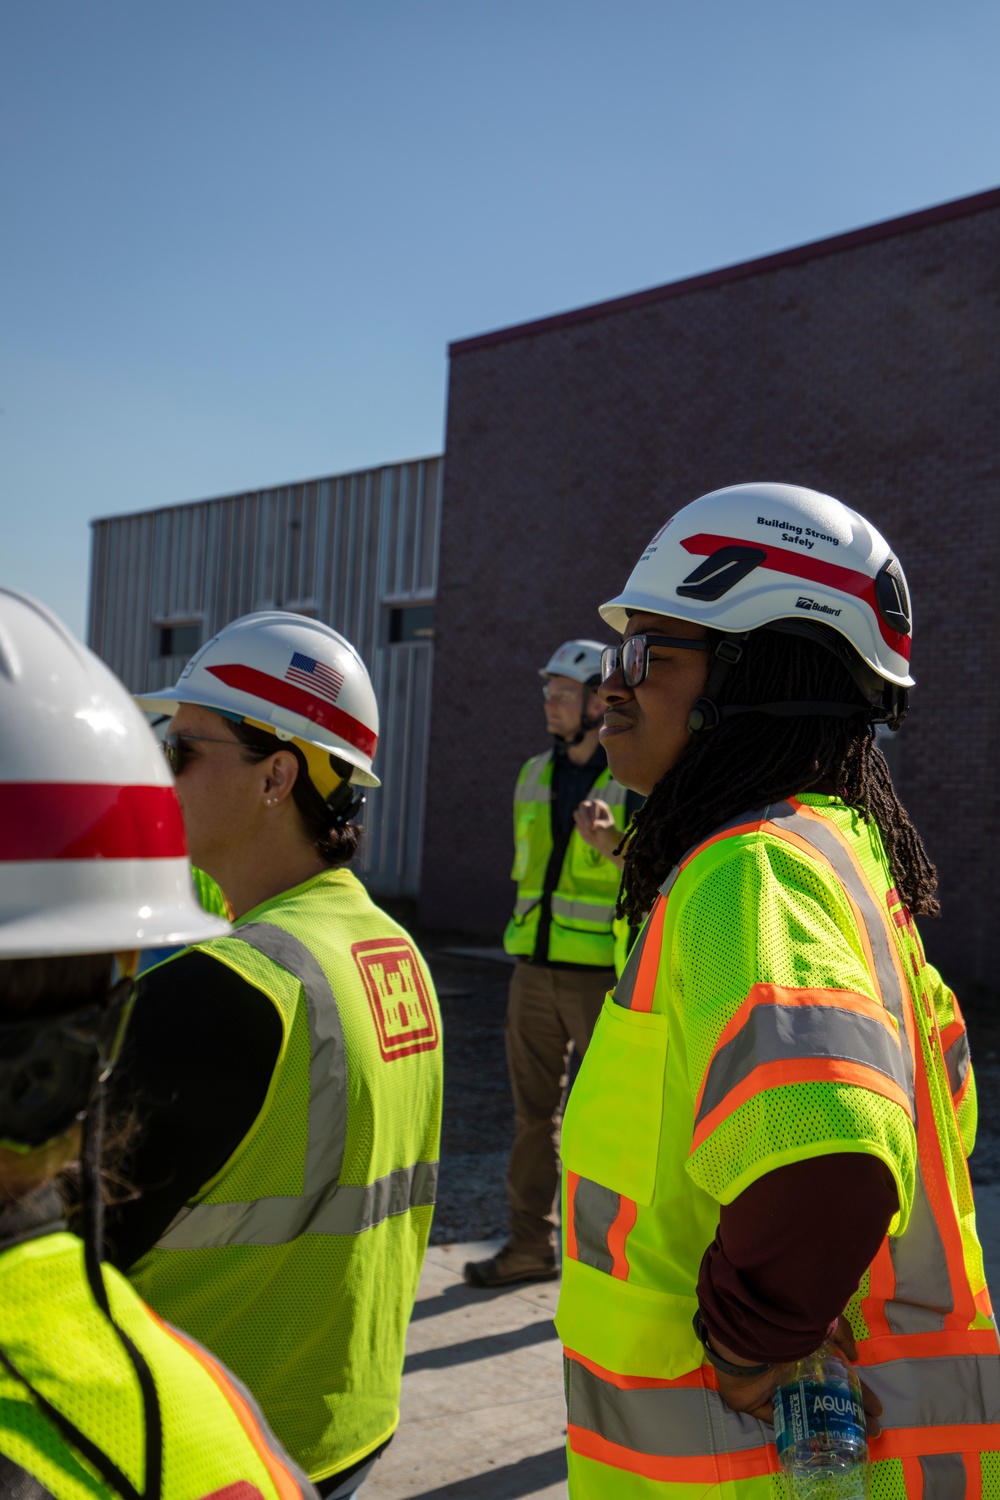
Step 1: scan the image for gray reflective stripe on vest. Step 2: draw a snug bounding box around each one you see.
[759,802,955,1336]
[920,1453,969,1500]
[944,1030,971,1099]
[155,1160,439,1249]
[514,895,541,918]
[862,1351,1000,1428]
[567,1354,770,1458]
[695,1000,909,1128]
[551,894,617,925]
[154,922,435,1250]
[232,922,349,1193]
[515,753,553,803]
[572,1178,619,1277]
[766,801,917,1108]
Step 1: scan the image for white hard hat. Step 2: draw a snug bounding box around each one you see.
[540,640,606,685]
[137,611,381,787]
[0,589,230,957]
[600,482,913,689]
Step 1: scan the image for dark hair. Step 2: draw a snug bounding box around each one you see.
[619,626,937,924]
[228,719,362,866]
[0,954,136,1212]
[0,952,118,1016]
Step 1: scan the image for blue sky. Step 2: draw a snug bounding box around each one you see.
[3,0,999,638]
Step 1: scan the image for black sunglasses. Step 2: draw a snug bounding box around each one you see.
[601,634,709,689]
[162,732,245,776]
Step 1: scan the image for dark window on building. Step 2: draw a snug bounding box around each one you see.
[157,623,201,657]
[389,605,435,643]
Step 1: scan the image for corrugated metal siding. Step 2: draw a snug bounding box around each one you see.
[88,457,443,898]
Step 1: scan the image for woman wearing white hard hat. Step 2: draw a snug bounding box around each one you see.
[106,611,442,1498]
[0,588,316,1499]
[555,486,998,1498]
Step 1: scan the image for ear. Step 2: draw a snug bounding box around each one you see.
[262,749,300,807]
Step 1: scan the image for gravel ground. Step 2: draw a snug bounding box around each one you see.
[419,940,1000,1246]
[423,950,516,1245]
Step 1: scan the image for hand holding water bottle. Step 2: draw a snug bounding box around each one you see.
[710,1316,882,1439]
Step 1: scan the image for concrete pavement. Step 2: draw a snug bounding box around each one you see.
[367,1241,566,1500]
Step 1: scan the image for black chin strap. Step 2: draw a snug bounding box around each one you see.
[0,1089,163,1500]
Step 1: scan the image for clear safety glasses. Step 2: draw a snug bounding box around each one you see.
[600,634,709,689]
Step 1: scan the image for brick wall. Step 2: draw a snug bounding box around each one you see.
[420,193,1000,986]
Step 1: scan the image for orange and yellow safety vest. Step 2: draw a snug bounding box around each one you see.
[557,794,999,1498]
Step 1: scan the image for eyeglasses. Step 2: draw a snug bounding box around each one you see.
[542,684,583,704]
[601,635,709,689]
[162,732,245,776]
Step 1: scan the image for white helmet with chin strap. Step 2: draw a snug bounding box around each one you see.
[138,612,380,825]
[599,482,913,732]
[540,639,606,745]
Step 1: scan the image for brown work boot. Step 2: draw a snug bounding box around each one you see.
[462,1243,559,1288]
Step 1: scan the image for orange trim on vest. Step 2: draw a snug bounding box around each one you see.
[855,1328,1000,1363]
[871,1425,1000,1461]
[862,1240,896,1340]
[564,1172,580,1263]
[143,1306,303,1500]
[565,1347,717,1390]
[677,818,770,872]
[607,1197,637,1280]
[567,1423,778,1484]
[788,801,981,1335]
[967,1450,985,1500]
[694,983,903,1122]
[975,1285,994,1320]
[901,1455,924,1497]
[690,1056,912,1154]
[626,896,666,1012]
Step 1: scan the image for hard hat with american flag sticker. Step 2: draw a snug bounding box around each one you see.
[137,611,381,786]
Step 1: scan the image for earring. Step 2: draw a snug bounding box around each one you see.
[265,796,278,806]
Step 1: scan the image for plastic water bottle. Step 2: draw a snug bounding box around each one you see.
[772,1342,869,1499]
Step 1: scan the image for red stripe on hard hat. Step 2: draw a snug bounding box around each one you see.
[0,784,187,861]
[206,664,378,760]
[680,532,911,660]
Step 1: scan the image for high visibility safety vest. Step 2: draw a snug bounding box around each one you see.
[0,1231,312,1500]
[557,794,1000,1499]
[129,868,443,1484]
[504,752,628,966]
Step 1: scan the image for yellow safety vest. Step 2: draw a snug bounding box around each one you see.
[557,794,999,1498]
[504,752,628,966]
[0,1230,310,1500]
[129,867,443,1483]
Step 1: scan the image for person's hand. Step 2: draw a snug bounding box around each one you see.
[573,799,623,865]
[711,1317,883,1436]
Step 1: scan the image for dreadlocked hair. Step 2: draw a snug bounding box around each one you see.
[619,625,937,925]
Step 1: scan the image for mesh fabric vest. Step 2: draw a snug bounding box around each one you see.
[0,1232,308,1500]
[129,867,443,1483]
[503,752,627,965]
[556,795,1000,1499]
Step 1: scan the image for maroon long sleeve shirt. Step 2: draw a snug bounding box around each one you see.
[696,1153,898,1364]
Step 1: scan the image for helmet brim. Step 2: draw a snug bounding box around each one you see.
[137,686,381,788]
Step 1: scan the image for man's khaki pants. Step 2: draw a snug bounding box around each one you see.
[504,959,615,1259]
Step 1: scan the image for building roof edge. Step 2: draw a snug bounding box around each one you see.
[449,184,1000,356]
[89,452,445,527]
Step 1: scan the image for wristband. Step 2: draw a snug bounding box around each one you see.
[692,1311,773,1379]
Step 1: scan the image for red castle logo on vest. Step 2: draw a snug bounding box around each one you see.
[352,937,440,1061]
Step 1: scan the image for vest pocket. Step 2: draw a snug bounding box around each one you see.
[561,993,668,1207]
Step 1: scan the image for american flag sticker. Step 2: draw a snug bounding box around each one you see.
[284,651,345,705]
